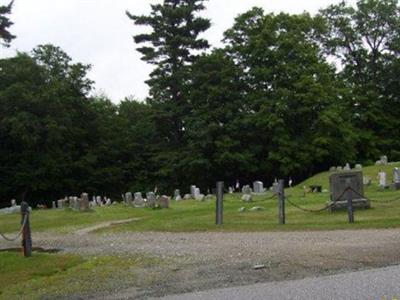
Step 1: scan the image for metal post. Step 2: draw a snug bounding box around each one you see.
[346,187,354,224]
[278,179,285,225]
[216,181,224,225]
[21,201,32,257]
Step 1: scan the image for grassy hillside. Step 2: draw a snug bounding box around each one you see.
[1,163,400,233]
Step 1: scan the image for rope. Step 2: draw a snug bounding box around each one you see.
[0,214,28,242]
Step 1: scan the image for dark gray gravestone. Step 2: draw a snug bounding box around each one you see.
[329,171,370,211]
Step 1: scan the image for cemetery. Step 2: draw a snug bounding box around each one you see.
[2,162,400,298]
[2,0,400,298]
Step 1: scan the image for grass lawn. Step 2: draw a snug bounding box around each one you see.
[1,163,400,234]
[0,251,157,300]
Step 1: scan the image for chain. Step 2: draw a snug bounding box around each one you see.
[346,186,400,204]
[285,196,334,213]
[0,214,28,242]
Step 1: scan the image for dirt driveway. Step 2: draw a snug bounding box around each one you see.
[2,228,400,299]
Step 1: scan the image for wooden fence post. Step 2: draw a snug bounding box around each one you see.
[21,202,32,257]
[216,181,224,225]
[278,179,286,225]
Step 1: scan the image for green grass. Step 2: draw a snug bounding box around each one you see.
[0,251,158,300]
[1,163,400,234]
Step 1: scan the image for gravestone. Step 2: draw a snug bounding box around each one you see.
[253,181,264,193]
[336,166,343,171]
[241,185,252,202]
[242,185,252,194]
[134,192,145,208]
[381,155,388,165]
[174,189,181,201]
[146,192,157,208]
[355,164,363,170]
[194,188,205,201]
[52,201,56,209]
[125,192,133,205]
[190,185,197,198]
[228,187,234,194]
[329,166,336,172]
[329,171,369,211]
[80,193,90,211]
[57,199,64,209]
[11,199,16,207]
[393,168,400,183]
[344,163,351,171]
[183,194,192,200]
[105,198,112,206]
[272,179,279,194]
[159,195,170,209]
[378,171,388,188]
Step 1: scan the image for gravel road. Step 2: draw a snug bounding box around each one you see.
[2,228,400,299]
[158,264,400,300]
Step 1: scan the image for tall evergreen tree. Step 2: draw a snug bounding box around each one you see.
[127,0,210,190]
[0,0,15,47]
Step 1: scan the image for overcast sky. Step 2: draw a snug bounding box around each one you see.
[0,0,356,103]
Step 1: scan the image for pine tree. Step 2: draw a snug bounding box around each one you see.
[0,1,15,47]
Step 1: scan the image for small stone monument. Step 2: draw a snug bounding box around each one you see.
[272,179,279,194]
[174,189,181,201]
[146,192,157,208]
[378,170,388,188]
[52,201,56,209]
[329,171,369,210]
[329,166,336,172]
[241,185,252,202]
[336,166,343,171]
[190,185,197,198]
[228,187,234,194]
[134,192,145,208]
[125,192,133,205]
[344,163,351,171]
[183,194,192,200]
[10,199,16,207]
[159,195,170,209]
[194,188,205,201]
[355,164,362,170]
[57,199,64,209]
[253,181,264,193]
[80,193,90,211]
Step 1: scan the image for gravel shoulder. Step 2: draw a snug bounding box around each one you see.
[2,228,400,299]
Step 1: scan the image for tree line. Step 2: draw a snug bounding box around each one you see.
[1,0,399,206]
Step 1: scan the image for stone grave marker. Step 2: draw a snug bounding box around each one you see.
[125,192,133,205]
[159,195,170,209]
[344,163,351,171]
[253,181,264,193]
[80,193,90,211]
[146,192,157,208]
[190,185,196,198]
[241,185,252,202]
[355,164,362,170]
[134,192,145,208]
[11,199,16,207]
[378,170,388,188]
[329,171,369,210]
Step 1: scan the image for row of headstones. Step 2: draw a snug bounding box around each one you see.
[329,163,363,172]
[123,192,170,208]
[239,180,280,202]
[53,193,114,211]
[376,168,400,189]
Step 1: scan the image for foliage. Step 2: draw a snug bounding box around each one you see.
[1,0,400,205]
[0,0,15,47]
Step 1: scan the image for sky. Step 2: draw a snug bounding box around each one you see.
[0,0,357,103]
